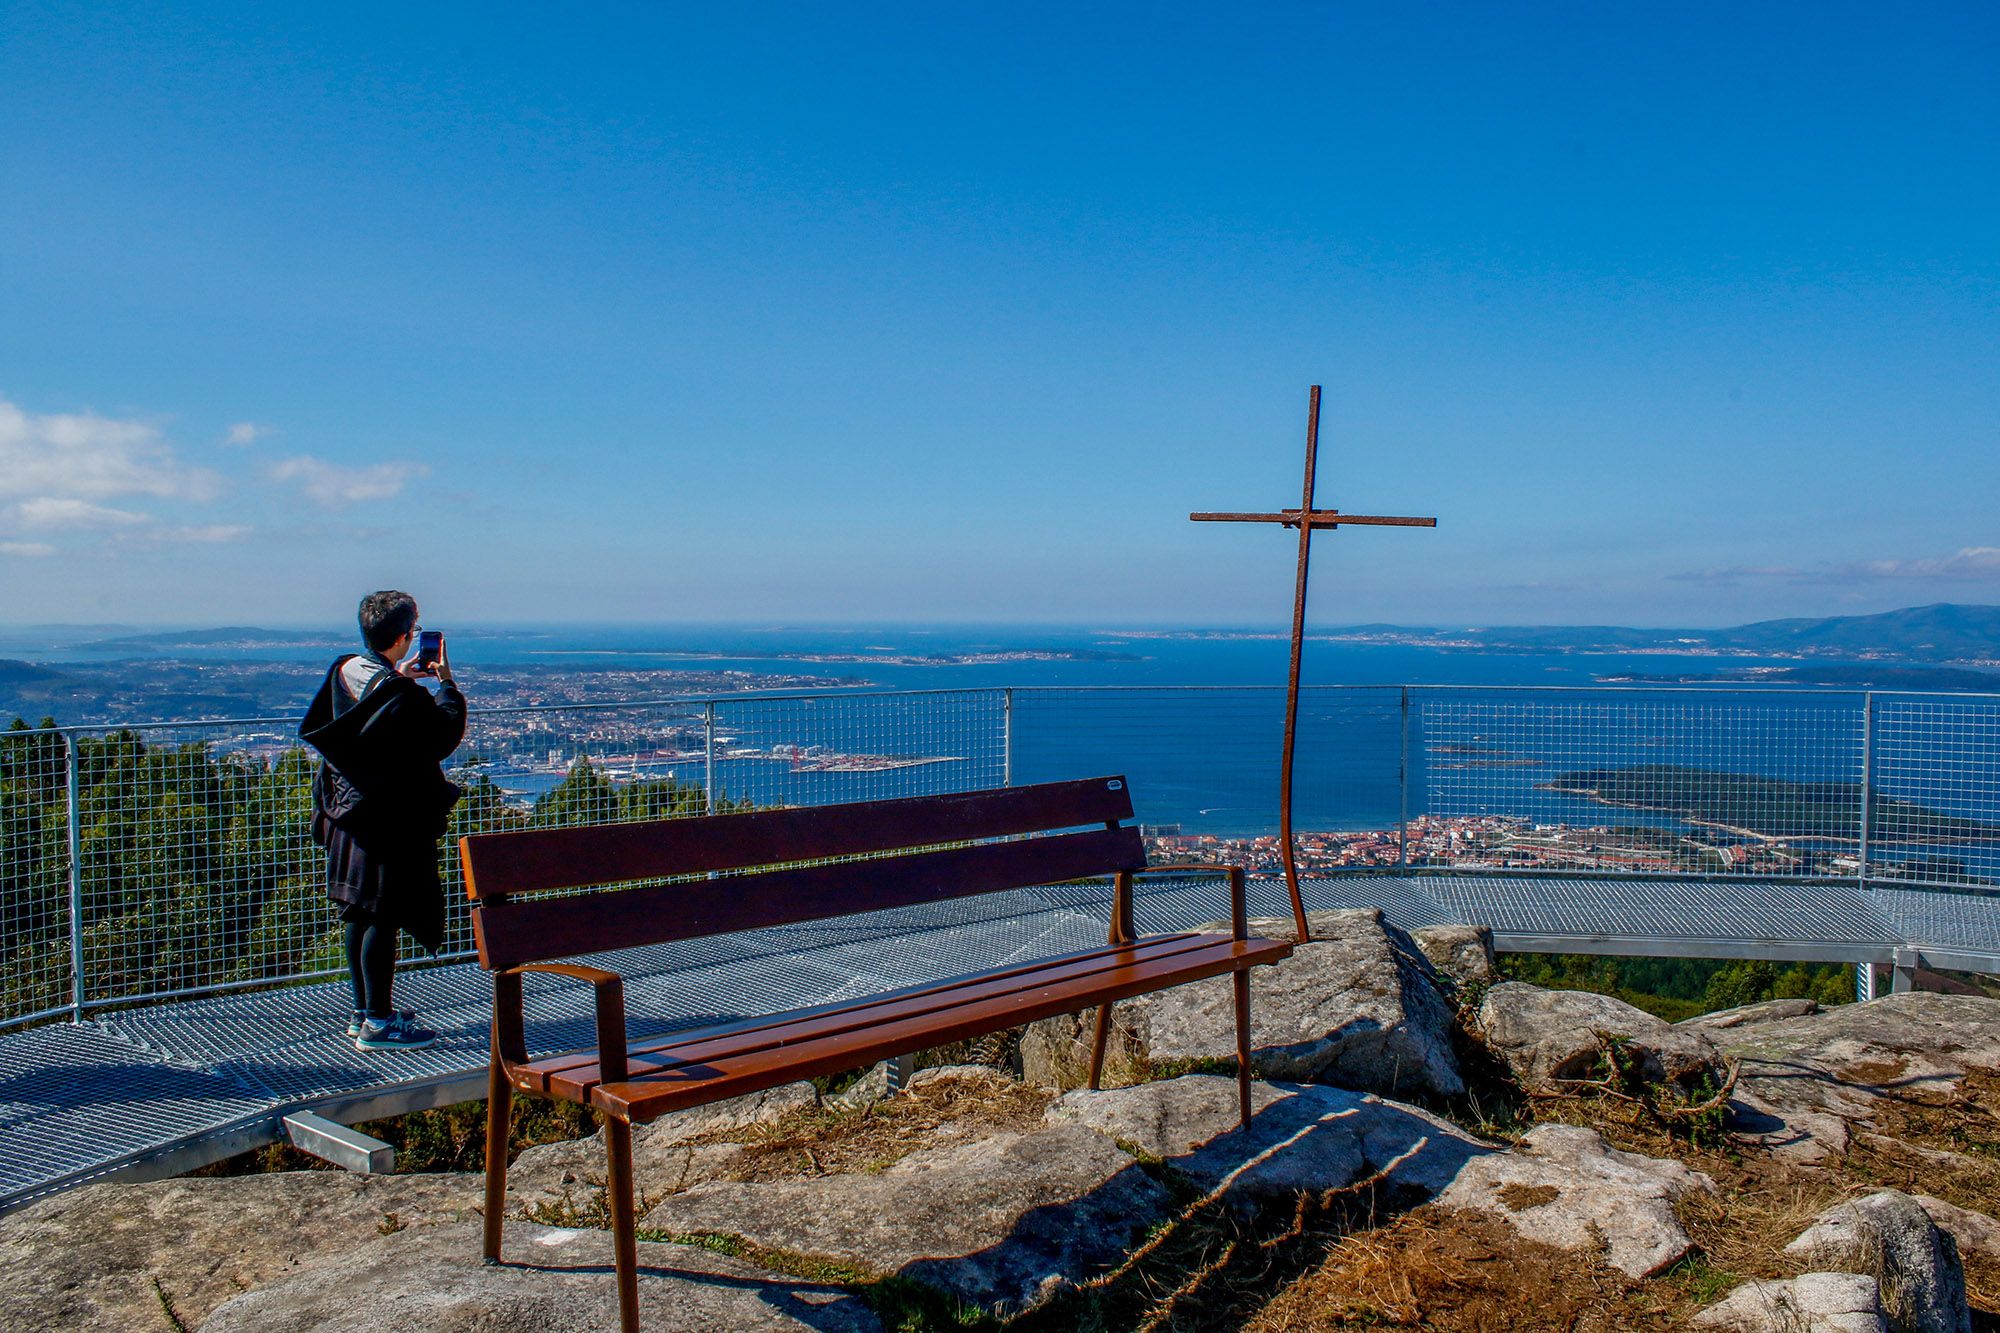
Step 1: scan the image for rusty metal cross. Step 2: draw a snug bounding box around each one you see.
[1191,385,1436,943]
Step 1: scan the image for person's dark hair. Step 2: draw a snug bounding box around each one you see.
[358,591,419,653]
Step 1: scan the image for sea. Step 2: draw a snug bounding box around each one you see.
[20,622,2000,879]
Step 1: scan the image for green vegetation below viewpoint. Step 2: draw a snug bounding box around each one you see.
[1498,952,1854,1021]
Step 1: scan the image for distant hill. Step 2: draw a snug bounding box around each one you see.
[1343,603,2000,664]
[0,659,98,718]
[81,627,347,652]
[1719,604,2000,660]
[0,660,75,686]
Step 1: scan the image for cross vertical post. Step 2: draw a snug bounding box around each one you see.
[1192,387,1436,943]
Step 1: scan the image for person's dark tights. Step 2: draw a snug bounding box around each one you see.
[345,916,399,1019]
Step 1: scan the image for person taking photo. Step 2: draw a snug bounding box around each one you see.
[299,590,465,1051]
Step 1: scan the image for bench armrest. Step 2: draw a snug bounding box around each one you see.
[1126,863,1250,940]
[490,962,630,1081]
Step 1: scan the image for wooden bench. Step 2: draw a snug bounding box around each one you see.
[460,775,1293,1331]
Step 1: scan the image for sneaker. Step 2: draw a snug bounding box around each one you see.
[355,1012,436,1052]
[346,1008,413,1038]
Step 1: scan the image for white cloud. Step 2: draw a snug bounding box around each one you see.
[1673,546,2000,587]
[1848,547,2000,580]
[0,396,219,502]
[269,455,426,507]
[153,523,252,544]
[0,396,267,555]
[10,497,151,530]
[224,422,268,446]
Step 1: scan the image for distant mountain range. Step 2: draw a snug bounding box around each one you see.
[1333,603,2000,666]
[79,627,351,653]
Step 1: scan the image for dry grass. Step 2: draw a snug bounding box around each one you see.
[1836,1066,2000,1313]
[691,1072,1056,1183]
[1244,1207,1649,1332]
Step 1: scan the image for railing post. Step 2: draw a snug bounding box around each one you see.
[1397,687,1410,868]
[65,732,85,1023]
[1002,688,1014,787]
[703,702,716,816]
[1856,693,1873,892]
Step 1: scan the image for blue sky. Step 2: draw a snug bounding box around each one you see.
[1,2,1994,627]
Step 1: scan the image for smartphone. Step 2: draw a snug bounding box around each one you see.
[417,630,444,674]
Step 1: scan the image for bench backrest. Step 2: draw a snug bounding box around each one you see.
[461,776,1143,971]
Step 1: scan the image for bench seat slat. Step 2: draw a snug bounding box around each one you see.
[475,824,1145,969]
[515,930,1219,1086]
[516,934,1291,1118]
[462,776,1136,899]
[595,935,1289,1121]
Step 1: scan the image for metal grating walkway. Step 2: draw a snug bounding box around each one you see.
[3,872,1998,1217]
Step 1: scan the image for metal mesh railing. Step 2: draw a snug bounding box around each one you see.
[2,684,1997,1030]
[1007,686,1403,872]
[0,691,1009,1027]
[0,725,73,1026]
[1871,694,2000,888]
[708,689,1007,810]
[1409,687,1872,878]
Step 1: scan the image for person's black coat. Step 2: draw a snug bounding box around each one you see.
[300,655,466,951]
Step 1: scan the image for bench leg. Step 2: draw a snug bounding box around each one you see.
[1232,970,1253,1129]
[482,1055,512,1265]
[605,1113,641,1333]
[1087,1001,1115,1091]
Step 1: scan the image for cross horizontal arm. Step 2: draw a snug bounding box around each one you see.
[1190,511,1437,529]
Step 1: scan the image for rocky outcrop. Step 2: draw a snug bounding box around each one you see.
[1410,924,1498,986]
[636,1070,1494,1315]
[1692,1272,1887,1332]
[1785,1190,1971,1333]
[1431,1124,1714,1278]
[642,1124,1171,1316]
[1914,1194,2000,1264]
[1045,1075,1492,1209]
[18,976,1998,1331]
[197,1220,881,1332]
[1715,993,2000,1164]
[1475,982,1724,1090]
[1022,909,1462,1099]
[0,1170,482,1333]
[1677,997,1819,1032]
[508,1080,818,1216]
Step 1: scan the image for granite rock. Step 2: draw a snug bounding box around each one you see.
[1785,1190,1970,1333]
[1716,993,2000,1164]
[1410,923,1498,986]
[197,1220,880,1332]
[1432,1124,1714,1278]
[1022,909,1462,1099]
[1691,1272,1886,1332]
[1045,1075,1492,1209]
[642,1124,1171,1316]
[507,1080,819,1216]
[1676,998,1819,1032]
[0,1171,482,1333]
[1476,982,1724,1090]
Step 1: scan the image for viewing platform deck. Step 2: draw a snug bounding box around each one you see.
[5,869,1997,1220]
